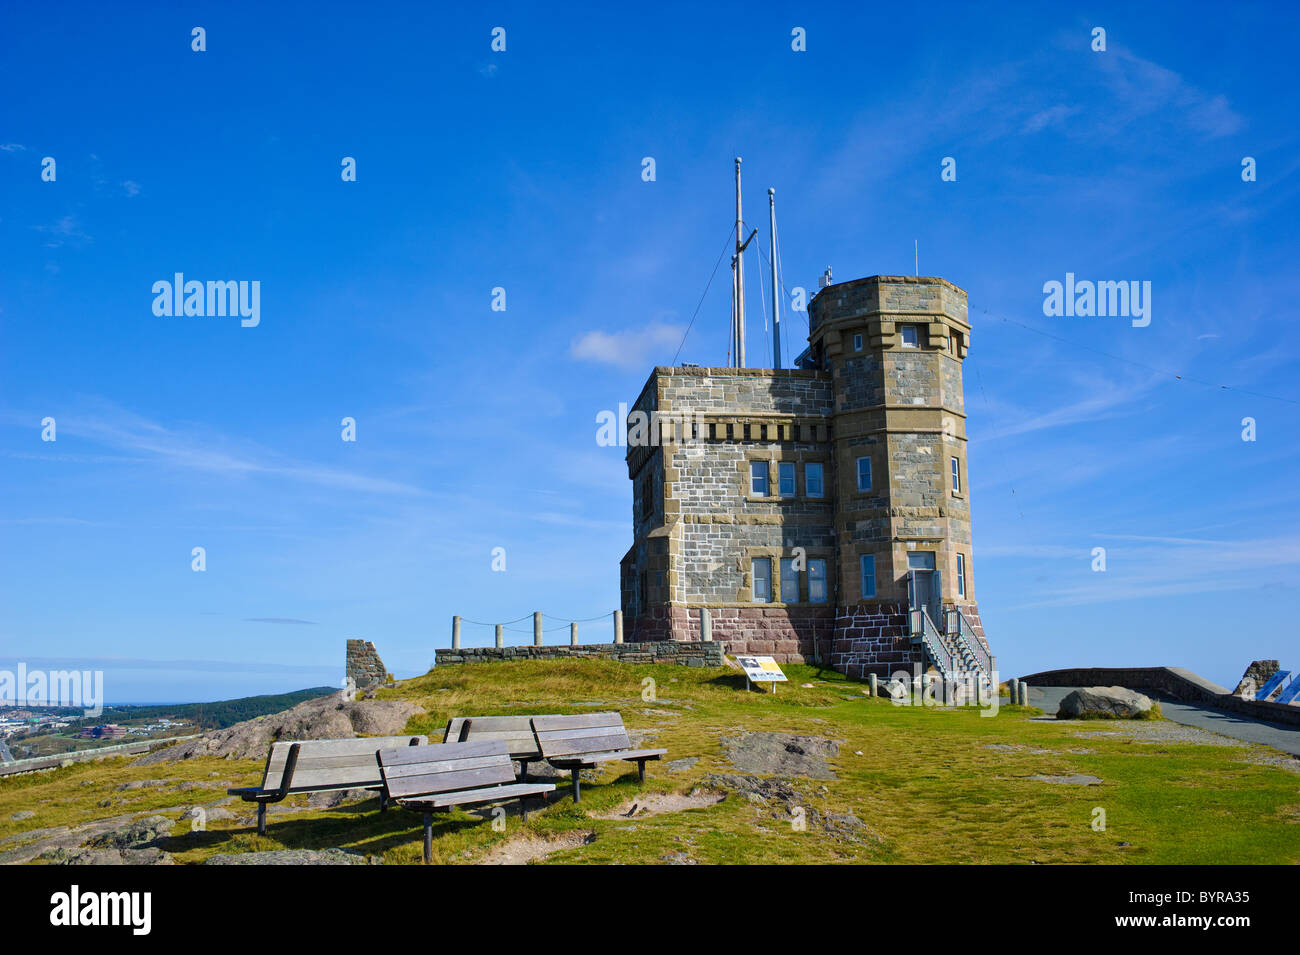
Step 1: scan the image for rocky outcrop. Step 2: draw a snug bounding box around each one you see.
[1234,660,1280,698]
[1057,686,1155,720]
[204,849,375,865]
[133,693,425,764]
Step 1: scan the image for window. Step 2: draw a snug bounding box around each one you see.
[956,554,967,598]
[950,456,961,494]
[805,462,824,498]
[780,558,799,602]
[809,559,828,603]
[860,555,876,599]
[853,333,863,351]
[752,558,772,602]
[750,460,768,496]
[778,462,796,498]
[901,325,919,347]
[856,456,872,492]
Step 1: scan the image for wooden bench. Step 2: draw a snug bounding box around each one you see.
[376,740,555,863]
[228,735,426,835]
[444,716,543,778]
[531,712,667,802]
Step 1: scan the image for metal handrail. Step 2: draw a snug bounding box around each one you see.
[909,608,953,675]
[946,608,991,675]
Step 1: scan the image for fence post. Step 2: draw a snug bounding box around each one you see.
[700,607,712,642]
[1019,682,1030,707]
[1008,678,1019,704]
[495,624,503,649]
[614,610,624,644]
[869,673,879,698]
[570,622,578,646]
[533,611,543,647]
[452,616,461,650]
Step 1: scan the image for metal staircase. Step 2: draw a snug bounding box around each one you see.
[908,606,993,681]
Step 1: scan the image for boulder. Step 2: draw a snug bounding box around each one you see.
[132,693,426,764]
[86,814,175,850]
[1057,686,1155,720]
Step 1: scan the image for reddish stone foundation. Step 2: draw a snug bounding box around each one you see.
[628,601,990,677]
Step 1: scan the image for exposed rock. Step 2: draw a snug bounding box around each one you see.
[204,848,376,865]
[595,789,725,819]
[307,788,374,809]
[1056,686,1155,720]
[665,757,699,773]
[721,732,839,779]
[132,693,426,764]
[1027,774,1103,785]
[10,811,34,821]
[1234,660,1279,698]
[40,846,174,865]
[87,814,175,850]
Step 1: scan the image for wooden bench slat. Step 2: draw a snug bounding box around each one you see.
[379,739,504,767]
[381,753,510,780]
[397,782,555,810]
[534,725,630,744]
[386,765,516,798]
[531,713,623,731]
[549,748,667,766]
[261,736,425,790]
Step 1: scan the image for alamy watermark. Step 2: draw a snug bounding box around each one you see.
[1,663,104,716]
[882,665,1000,717]
[152,273,260,327]
[1042,273,1150,327]
[596,403,709,447]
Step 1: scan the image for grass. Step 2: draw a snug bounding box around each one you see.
[1,659,1297,865]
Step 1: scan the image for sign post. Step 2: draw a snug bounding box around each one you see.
[736,656,788,694]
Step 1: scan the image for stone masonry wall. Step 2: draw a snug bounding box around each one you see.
[436,641,724,667]
[346,639,388,690]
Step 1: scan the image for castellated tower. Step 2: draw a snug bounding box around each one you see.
[620,274,991,680]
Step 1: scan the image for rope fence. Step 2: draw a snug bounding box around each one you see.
[450,610,625,650]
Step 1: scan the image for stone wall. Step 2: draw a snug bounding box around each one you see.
[1016,665,1300,728]
[829,602,917,678]
[346,639,388,690]
[436,640,724,668]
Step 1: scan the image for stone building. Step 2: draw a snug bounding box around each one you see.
[619,274,992,679]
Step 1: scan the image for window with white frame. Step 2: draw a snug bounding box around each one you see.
[778,462,796,498]
[956,553,967,598]
[809,559,828,603]
[805,462,824,498]
[856,456,872,492]
[950,456,961,494]
[860,554,876,599]
[752,558,772,602]
[750,460,768,496]
[780,558,799,602]
[901,324,919,347]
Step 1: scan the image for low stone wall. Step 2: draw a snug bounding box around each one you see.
[436,641,725,668]
[1017,666,1300,728]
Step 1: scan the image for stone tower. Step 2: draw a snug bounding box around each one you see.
[620,274,990,679]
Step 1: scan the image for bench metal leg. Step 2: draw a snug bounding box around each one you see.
[571,767,581,803]
[423,813,433,865]
[521,798,530,822]
[637,759,646,783]
[379,793,387,813]
[257,802,267,836]
[519,759,529,780]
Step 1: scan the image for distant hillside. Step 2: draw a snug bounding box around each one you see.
[67,686,339,731]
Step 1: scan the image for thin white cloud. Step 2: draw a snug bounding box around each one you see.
[570,322,685,370]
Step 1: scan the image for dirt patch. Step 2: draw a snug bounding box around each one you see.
[595,789,725,820]
[721,732,840,779]
[477,830,596,865]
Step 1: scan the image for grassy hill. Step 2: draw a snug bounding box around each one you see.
[68,686,341,731]
[1,659,1297,864]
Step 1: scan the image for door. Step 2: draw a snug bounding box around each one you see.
[907,553,941,629]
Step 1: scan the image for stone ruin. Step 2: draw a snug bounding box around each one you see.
[1233,659,1279,698]
[346,639,389,691]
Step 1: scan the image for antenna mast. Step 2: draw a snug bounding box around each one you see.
[734,157,745,368]
[769,187,781,369]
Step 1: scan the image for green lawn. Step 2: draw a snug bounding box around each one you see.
[2,659,1296,864]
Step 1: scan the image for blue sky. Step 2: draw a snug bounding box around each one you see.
[2,2,1297,702]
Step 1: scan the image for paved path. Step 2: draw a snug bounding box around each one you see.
[1027,686,1300,756]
